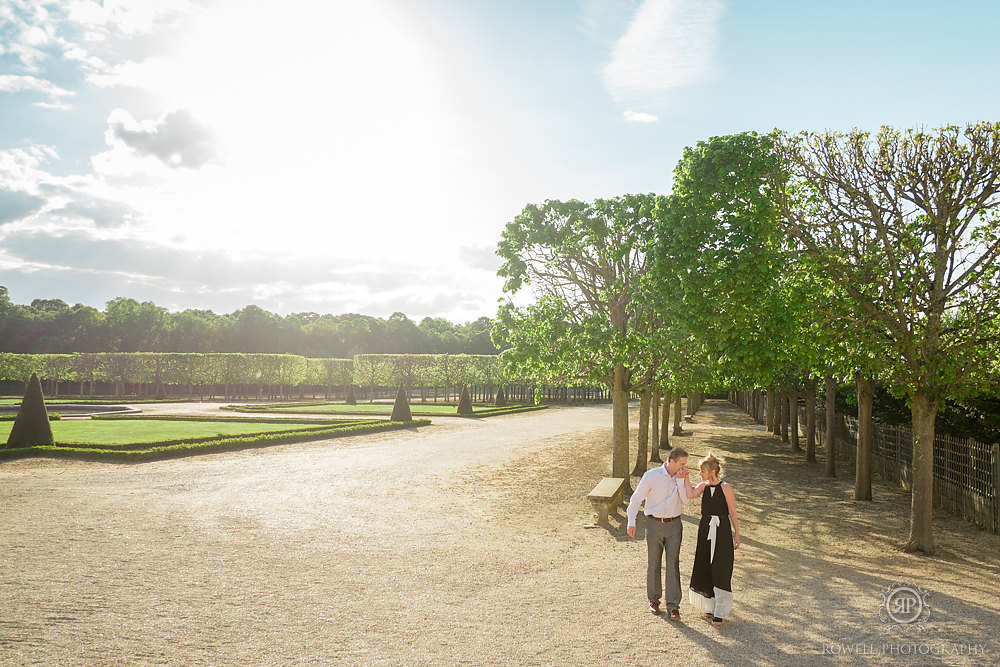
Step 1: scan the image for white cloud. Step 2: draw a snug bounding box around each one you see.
[33,101,73,111]
[603,0,724,108]
[0,145,60,192]
[624,110,659,123]
[65,0,197,37]
[0,74,74,100]
[105,108,216,168]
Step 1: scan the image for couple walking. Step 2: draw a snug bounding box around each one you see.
[626,447,740,625]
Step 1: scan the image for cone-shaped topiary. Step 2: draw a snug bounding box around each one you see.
[390,385,412,422]
[6,373,54,448]
[346,385,357,405]
[457,386,474,416]
[495,387,507,407]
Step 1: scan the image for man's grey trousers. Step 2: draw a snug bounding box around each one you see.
[646,517,683,610]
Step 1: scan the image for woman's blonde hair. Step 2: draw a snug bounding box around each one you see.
[699,452,724,479]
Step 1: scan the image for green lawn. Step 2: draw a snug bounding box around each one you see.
[0,419,323,445]
[0,416,428,463]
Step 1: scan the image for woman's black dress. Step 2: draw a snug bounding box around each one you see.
[688,482,734,618]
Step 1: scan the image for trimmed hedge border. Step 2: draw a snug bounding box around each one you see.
[223,402,548,418]
[455,405,548,418]
[1,414,61,421]
[0,419,431,463]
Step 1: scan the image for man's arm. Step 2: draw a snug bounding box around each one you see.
[626,473,651,537]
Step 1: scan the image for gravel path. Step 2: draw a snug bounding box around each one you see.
[1,399,997,666]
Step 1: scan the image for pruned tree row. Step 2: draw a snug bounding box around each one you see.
[494,122,1000,554]
[0,352,587,405]
[0,353,351,400]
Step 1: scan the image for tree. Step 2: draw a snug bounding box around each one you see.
[224,305,282,353]
[496,195,656,489]
[103,297,168,351]
[652,131,829,465]
[165,309,222,352]
[778,122,1000,553]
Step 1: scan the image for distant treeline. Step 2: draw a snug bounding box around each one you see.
[0,287,498,356]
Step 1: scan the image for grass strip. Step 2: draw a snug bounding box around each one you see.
[1,418,361,447]
[0,419,430,463]
[58,421,384,450]
[90,414,357,424]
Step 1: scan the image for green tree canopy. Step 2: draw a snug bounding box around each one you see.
[777,122,1000,553]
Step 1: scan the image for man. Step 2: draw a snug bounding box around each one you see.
[627,446,693,620]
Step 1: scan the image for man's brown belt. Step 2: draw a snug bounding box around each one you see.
[646,515,678,522]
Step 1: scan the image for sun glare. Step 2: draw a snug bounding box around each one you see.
[108,1,467,260]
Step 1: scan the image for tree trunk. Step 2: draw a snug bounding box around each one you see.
[789,390,801,451]
[650,389,662,463]
[612,363,631,493]
[855,374,873,501]
[660,390,671,448]
[905,391,939,553]
[825,375,836,478]
[766,388,776,432]
[633,387,651,475]
[805,378,817,462]
[779,390,789,442]
[672,391,683,436]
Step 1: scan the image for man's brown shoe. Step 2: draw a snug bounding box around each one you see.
[648,601,661,615]
[668,609,681,621]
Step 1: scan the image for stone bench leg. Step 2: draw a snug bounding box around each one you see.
[590,499,610,524]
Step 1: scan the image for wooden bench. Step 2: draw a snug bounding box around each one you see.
[587,477,626,524]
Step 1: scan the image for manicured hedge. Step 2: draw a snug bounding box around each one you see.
[455,405,548,418]
[224,402,547,418]
[1,414,61,421]
[0,419,430,463]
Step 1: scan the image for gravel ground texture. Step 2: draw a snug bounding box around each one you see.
[1,399,998,666]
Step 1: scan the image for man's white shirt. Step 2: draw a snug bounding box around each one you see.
[626,465,689,528]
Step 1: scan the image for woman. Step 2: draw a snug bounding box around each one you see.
[686,452,740,625]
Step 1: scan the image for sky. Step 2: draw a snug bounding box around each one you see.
[1,0,999,323]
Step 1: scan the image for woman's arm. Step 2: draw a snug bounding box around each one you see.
[686,480,707,499]
[723,482,740,549]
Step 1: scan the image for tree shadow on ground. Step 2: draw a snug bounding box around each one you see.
[659,400,1000,664]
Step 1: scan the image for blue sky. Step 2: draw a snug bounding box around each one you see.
[1,0,999,322]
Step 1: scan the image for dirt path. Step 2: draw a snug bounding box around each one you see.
[1,400,997,666]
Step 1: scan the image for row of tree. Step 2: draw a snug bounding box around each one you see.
[0,292,498,357]
[0,352,549,403]
[494,122,1000,554]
